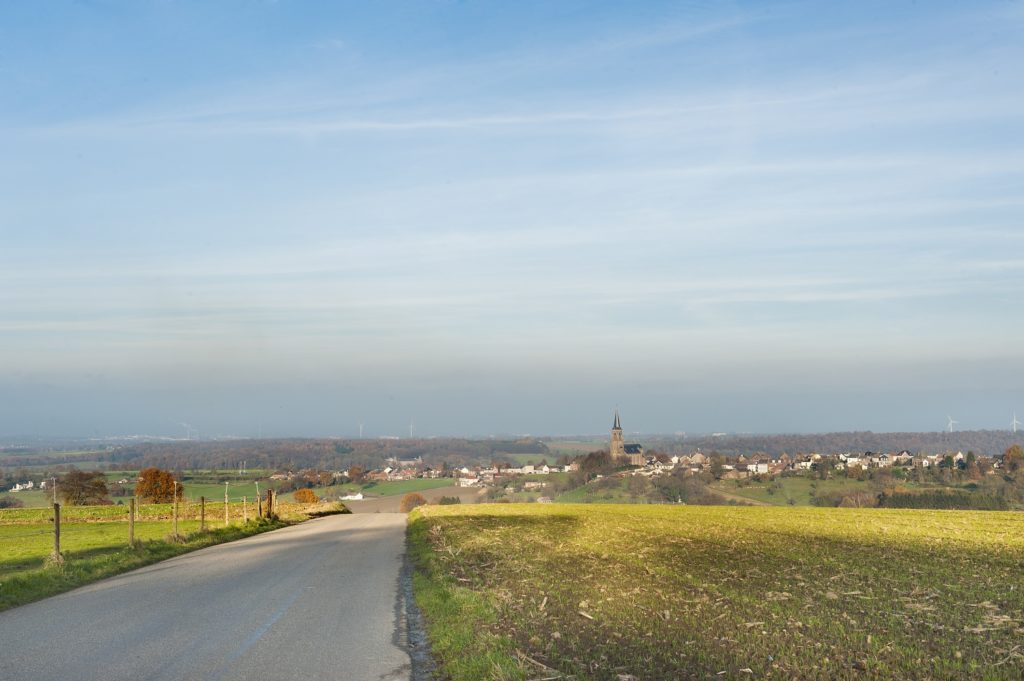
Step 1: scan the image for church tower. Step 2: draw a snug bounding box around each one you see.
[610,410,625,460]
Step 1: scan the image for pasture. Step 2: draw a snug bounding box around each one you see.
[410,504,1024,680]
[0,499,344,611]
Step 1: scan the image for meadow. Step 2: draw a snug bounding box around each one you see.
[0,499,345,611]
[409,504,1024,680]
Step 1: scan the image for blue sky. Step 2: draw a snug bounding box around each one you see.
[2,1,1023,438]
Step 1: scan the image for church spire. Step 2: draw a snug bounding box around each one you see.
[613,409,621,430]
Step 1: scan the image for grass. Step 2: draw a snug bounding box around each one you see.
[0,499,347,612]
[707,477,968,507]
[0,518,287,612]
[708,477,876,506]
[360,478,454,496]
[7,475,455,508]
[410,504,1024,680]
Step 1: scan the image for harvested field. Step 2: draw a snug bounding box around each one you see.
[410,504,1024,680]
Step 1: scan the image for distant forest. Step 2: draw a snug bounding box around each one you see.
[4,430,1023,474]
[0,437,551,473]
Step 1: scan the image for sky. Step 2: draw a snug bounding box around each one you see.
[2,0,1024,439]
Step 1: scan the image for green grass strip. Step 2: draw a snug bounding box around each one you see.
[408,509,525,681]
[0,518,287,612]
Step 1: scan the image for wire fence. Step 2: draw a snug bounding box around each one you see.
[0,492,280,574]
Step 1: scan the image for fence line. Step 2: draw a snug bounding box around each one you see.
[3,493,281,573]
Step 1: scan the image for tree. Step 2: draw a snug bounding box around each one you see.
[399,492,427,513]
[1003,445,1024,474]
[294,488,319,504]
[58,470,110,505]
[135,467,183,503]
[0,496,24,509]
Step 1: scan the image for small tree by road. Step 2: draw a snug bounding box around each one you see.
[294,488,319,504]
[399,492,427,513]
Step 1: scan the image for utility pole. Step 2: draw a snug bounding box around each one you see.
[51,477,57,505]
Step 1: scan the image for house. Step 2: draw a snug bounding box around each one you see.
[341,492,364,501]
[458,476,480,487]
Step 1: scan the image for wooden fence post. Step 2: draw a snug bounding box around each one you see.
[224,482,229,527]
[129,497,135,547]
[200,496,206,532]
[52,502,63,563]
[243,496,248,523]
[266,489,274,519]
[173,492,179,539]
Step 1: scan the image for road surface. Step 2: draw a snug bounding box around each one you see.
[0,514,413,681]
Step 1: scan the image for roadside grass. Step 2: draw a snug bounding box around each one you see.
[0,518,287,612]
[410,504,1024,680]
[0,500,347,612]
[407,510,524,681]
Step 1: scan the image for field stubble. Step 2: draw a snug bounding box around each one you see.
[410,504,1024,680]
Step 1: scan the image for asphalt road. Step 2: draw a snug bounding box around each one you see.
[0,514,412,681]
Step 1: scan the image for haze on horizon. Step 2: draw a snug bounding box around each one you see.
[2,1,1023,439]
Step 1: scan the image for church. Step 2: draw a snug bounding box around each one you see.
[610,410,645,466]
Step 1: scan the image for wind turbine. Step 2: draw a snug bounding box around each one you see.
[946,416,958,433]
[1013,412,1021,434]
[180,423,194,440]
[409,419,415,439]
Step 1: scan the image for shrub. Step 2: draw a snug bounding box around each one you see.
[0,495,24,509]
[400,492,428,512]
[293,488,319,504]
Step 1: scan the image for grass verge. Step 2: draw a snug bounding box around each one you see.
[0,518,286,612]
[408,508,524,681]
